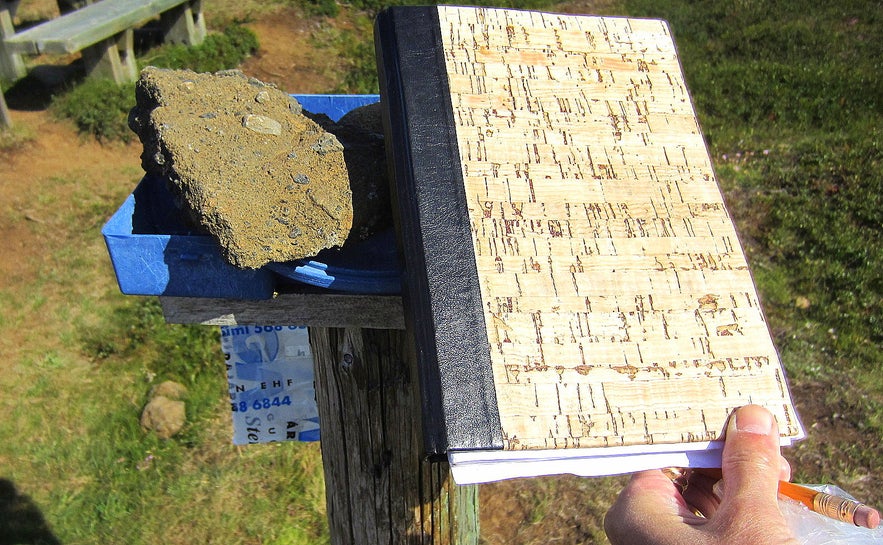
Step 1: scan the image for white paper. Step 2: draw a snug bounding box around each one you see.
[449,437,800,484]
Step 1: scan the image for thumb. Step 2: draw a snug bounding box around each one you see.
[710,405,800,544]
[719,404,783,508]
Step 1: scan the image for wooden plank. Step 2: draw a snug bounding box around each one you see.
[309,327,478,545]
[160,292,405,329]
[4,0,194,54]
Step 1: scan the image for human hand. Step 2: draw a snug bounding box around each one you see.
[604,405,800,545]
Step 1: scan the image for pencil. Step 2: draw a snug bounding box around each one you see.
[778,480,881,529]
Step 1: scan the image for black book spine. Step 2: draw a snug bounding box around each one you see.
[374,6,503,455]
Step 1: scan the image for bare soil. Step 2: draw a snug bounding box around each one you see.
[240,12,340,94]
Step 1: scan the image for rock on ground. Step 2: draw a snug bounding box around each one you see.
[149,380,188,401]
[141,380,188,439]
[141,396,186,439]
[129,67,360,269]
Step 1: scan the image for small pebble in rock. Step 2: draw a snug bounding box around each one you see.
[242,114,282,136]
[311,134,344,155]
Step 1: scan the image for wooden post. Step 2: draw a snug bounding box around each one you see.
[159,0,206,46]
[310,327,478,545]
[80,28,137,83]
[0,89,11,129]
[0,0,26,82]
[160,294,480,544]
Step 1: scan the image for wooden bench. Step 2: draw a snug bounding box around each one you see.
[0,0,205,127]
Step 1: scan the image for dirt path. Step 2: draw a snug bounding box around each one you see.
[0,111,141,283]
[240,10,339,94]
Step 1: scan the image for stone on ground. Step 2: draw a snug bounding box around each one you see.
[141,380,188,440]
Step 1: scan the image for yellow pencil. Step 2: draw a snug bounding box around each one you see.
[778,480,880,529]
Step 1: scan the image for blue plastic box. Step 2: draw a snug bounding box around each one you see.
[102,94,381,300]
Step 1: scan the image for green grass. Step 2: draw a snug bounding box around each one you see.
[143,25,260,73]
[0,121,35,150]
[50,78,137,142]
[0,168,329,544]
[310,12,379,93]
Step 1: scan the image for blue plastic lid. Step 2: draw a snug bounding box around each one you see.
[293,94,381,122]
[267,229,402,294]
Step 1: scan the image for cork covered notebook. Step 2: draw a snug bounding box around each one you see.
[375,5,803,484]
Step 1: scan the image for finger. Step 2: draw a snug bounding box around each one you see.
[605,470,705,545]
[779,455,792,482]
[711,406,800,543]
[719,404,783,506]
[682,470,721,518]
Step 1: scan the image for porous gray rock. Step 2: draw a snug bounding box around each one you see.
[128,67,359,269]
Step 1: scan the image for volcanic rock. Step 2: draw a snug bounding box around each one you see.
[128,67,361,269]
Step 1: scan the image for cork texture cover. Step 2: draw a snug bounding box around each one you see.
[377,5,802,454]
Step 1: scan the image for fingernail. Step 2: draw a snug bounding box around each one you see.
[732,405,774,435]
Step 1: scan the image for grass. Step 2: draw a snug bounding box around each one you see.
[0,120,35,149]
[50,79,137,142]
[142,25,260,74]
[1,0,881,543]
[0,168,329,544]
[310,10,379,93]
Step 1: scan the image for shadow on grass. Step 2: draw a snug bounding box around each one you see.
[0,479,61,545]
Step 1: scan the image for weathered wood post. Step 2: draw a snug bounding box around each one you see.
[80,28,137,84]
[159,0,206,46]
[160,294,479,545]
[310,326,478,545]
[0,88,11,129]
[0,0,21,129]
[0,0,26,82]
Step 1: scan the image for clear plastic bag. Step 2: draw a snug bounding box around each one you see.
[781,485,883,545]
